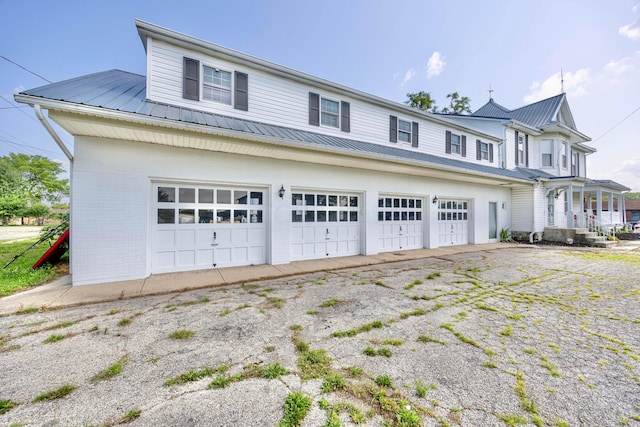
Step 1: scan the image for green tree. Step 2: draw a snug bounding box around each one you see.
[405,91,439,113]
[23,203,52,226]
[440,92,472,115]
[0,162,28,225]
[624,192,640,200]
[0,153,69,204]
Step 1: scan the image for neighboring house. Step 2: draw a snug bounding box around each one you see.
[14,20,629,286]
[624,200,640,223]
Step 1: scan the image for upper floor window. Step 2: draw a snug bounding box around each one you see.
[514,130,528,167]
[309,92,350,132]
[571,152,579,176]
[390,116,419,147]
[540,139,554,167]
[445,131,466,157]
[476,140,493,162]
[182,57,248,111]
[561,141,568,169]
[517,134,525,164]
[321,98,339,128]
[203,66,232,104]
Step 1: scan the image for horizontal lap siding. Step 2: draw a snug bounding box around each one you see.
[511,187,533,232]
[147,40,503,172]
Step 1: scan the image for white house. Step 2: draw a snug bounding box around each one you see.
[14,20,629,286]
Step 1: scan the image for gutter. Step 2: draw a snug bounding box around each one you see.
[33,104,73,161]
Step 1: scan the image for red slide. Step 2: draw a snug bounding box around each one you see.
[32,229,69,270]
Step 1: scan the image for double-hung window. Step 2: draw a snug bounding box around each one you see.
[321,98,339,128]
[203,66,232,104]
[518,134,525,164]
[445,130,466,156]
[398,119,412,142]
[479,142,489,160]
[451,134,461,154]
[571,152,579,176]
[540,139,554,167]
[561,141,568,169]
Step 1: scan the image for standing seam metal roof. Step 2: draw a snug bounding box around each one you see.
[21,69,541,183]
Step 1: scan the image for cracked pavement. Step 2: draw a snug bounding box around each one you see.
[1,246,639,426]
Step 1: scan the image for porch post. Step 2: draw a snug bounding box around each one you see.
[567,184,574,228]
[596,188,603,222]
[622,195,626,224]
[579,187,584,227]
[608,192,614,224]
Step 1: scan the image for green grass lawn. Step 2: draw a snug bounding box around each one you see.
[0,238,68,296]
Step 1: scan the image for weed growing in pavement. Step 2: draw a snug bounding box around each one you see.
[363,346,392,357]
[375,375,392,387]
[414,379,437,398]
[319,298,348,308]
[263,363,288,379]
[306,309,319,315]
[266,296,285,308]
[344,366,363,378]
[331,320,386,338]
[290,324,303,331]
[32,384,76,402]
[404,279,423,290]
[15,306,39,315]
[0,399,17,415]
[169,329,195,340]
[426,271,441,280]
[164,365,229,386]
[399,308,426,319]
[20,320,78,337]
[416,335,446,345]
[117,313,141,326]
[375,280,394,289]
[91,355,129,383]
[278,392,312,427]
[43,334,65,344]
[554,419,570,427]
[539,358,561,377]
[120,408,141,423]
[497,413,529,426]
[321,373,346,393]
[440,323,495,356]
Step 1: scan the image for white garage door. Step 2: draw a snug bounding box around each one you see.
[377,195,424,252]
[152,183,266,274]
[437,199,469,245]
[290,191,360,260]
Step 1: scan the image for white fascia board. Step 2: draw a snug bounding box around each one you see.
[540,123,592,145]
[134,20,500,143]
[506,120,542,136]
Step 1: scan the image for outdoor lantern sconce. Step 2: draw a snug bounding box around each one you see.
[432,195,438,204]
[279,185,286,199]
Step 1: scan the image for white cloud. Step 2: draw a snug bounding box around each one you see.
[12,85,25,95]
[591,156,640,191]
[619,20,640,41]
[523,68,591,103]
[401,68,417,85]
[604,57,634,75]
[426,51,445,78]
[633,2,640,13]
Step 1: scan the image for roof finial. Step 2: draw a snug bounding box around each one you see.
[560,69,565,94]
[488,84,494,101]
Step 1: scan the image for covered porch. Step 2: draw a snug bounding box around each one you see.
[544,179,630,231]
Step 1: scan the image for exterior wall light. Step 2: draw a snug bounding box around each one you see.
[279,185,286,199]
[432,195,438,204]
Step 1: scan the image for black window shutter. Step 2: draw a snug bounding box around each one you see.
[341,101,350,132]
[476,139,482,160]
[389,116,398,143]
[525,135,529,167]
[234,72,248,111]
[461,135,467,157]
[514,130,519,165]
[445,131,452,153]
[489,144,494,163]
[411,122,419,147]
[309,92,320,126]
[183,57,199,101]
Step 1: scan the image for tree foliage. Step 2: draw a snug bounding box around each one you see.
[405,91,472,115]
[0,153,69,225]
[624,192,640,200]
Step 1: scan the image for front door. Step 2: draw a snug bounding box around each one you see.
[547,193,555,226]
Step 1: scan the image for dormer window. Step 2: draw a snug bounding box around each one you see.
[398,119,412,143]
[321,98,339,128]
[203,66,232,104]
[540,139,554,167]
[445,131,466,157]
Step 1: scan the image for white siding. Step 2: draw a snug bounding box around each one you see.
[146,39,503,170]
[511,186,533,232]
[70,135,512,285]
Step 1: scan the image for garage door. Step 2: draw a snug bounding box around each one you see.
[437,199,469,245]
[290,191,360,260]
[152,183,266,274]
[377,195,424,252]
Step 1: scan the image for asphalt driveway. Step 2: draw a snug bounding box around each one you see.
[0,246,639,426]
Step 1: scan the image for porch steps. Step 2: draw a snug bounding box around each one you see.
[573,229,617,248]
[542,227,617,248]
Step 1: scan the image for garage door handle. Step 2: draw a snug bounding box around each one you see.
[325,228,330,240]
[399,226,403,235]
[212,231,218,246]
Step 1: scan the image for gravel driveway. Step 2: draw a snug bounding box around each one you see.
[1,246,639,426]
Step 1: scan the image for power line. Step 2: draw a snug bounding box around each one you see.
[590,104,640,145]
[0,95,40,124]
[0,105,29,110]
[0,55,52,83]
[0,137,67,157]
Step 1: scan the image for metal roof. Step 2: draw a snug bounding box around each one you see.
[21,69,539,183]
[472,94,567,130]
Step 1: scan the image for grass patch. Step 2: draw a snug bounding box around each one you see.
[164,365,229,386]
[375,280,394,289]
[91,355,129,383]
[321,374,346,393]
[43,334,65,344]
[0,237,68,297]
[440,323,494,355]
[169,329,195,340]
[0,399,17,414]
[120,408,141,423]
[278,392,312,427]
[16,306,39,315]
[266,296,285,308]
[331,320,385,338]
[263,363,288,379]
[290,324,303,331]
[500,325,513,337]
[497,413,529,426]
[417,335,446,345]
[319,298,348,308]
[426,271,442,280]
[363,346,391,357]
[298,348,333,379]
[399,308,426,319]
[344,366,363,378]
[375,375,392,387]
[32,384,76,402]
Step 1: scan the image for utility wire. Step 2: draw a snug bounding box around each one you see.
[590,104,640,145]
[0,55,52,83]
[0,95,40,124]
[0,138,65,157]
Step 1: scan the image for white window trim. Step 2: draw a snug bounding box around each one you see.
[320,97,340,128]
[517,135,525,164]
[202,65,232,105]
[480,142,489,160]
[398,118,412,143]
[541,139,554,168]
[561,141,568,169]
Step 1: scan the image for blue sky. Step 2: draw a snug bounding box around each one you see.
[1,0,639,190]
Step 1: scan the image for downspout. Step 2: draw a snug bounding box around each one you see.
[33,104,73,161]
